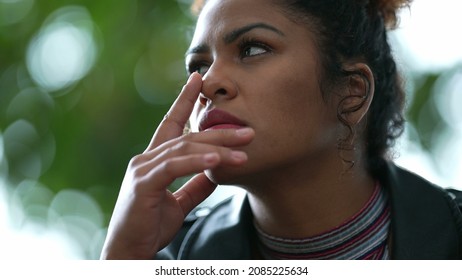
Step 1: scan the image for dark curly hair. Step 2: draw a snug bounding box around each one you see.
[191,0,411,176]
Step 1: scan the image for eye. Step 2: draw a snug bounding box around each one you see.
[195,65,210,75]
[240,39,271,58]
[187,62,210,75]
[243,46,267,57]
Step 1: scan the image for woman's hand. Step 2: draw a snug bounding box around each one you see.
[100,73,254,259]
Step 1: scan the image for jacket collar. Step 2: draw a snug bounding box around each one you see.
[179,192,254,259]
[383,162,461,259]
[180,162,461,259]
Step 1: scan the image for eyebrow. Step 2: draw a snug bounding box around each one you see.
[185,22,285,56]
[185,44,210,56]
[223,22,285,44]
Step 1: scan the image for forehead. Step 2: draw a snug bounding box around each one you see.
[190,0,289,46]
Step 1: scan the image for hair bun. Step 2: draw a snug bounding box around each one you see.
[370,0,412,29]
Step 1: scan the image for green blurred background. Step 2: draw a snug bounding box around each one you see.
[0,0,461,259]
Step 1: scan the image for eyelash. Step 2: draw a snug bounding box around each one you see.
[187,60,210,75]
[238,38,272,59]
[186,38,272,75]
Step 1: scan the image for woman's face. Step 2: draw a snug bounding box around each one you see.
[187,0,343,185]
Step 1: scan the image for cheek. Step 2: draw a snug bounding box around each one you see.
[263,72,327,126]
[250,70,339,153]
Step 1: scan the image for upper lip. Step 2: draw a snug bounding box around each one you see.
[199,109,247,131]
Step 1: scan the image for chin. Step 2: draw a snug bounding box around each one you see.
[204,166,251,186]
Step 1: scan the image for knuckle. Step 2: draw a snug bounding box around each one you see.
[160,159,177,179]
[210,129,234,141]
[132,165,146,178]
[180,131,196,141]
[161,113,183,128]
[160,117,172,127]
[128,154,144,167]
[171,141,191,153]
[216,129,233,136]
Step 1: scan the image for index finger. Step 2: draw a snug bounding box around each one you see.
[146,72,202,151]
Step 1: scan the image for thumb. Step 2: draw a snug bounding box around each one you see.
[173,173,217,217]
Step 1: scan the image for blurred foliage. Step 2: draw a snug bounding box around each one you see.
[405,64,462,177]
[1,0,195,259]
[1,0,195,209]
[0,0,460,259]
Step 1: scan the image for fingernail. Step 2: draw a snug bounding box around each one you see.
[187,72,197,83]
[236,127,253,137]
[231,151,247,161]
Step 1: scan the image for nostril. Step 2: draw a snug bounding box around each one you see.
[199,95,208,106]
[216,88,227,95]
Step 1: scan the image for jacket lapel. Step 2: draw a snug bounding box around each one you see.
[385,162,461,259]
[179,192,254,259]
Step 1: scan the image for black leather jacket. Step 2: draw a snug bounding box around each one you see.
[157,162,462,259]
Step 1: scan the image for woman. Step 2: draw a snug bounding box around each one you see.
[101,0,462,259]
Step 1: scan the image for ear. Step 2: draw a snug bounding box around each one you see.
[338,63,375,126]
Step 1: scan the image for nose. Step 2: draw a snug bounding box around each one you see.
[199,61,237,106]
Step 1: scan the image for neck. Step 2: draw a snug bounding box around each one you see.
[243,153,375,239]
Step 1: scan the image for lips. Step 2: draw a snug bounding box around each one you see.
[199,109,247,131]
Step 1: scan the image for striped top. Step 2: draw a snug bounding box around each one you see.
[255,183,391,260]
